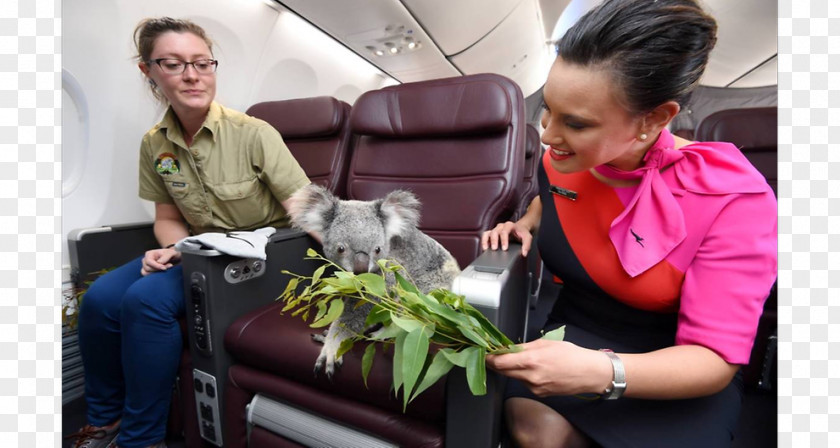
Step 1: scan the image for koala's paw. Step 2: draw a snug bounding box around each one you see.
[313,341,344,381]
[311,330,328,344]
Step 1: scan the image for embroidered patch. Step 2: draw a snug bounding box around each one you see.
[155,152,181,175]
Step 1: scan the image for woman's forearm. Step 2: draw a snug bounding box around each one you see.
[612,345,740,399]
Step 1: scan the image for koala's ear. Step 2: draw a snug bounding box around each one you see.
[286,184,338,235]
[379,190,421,239]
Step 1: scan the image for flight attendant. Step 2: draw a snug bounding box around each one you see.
[482,0,777,446]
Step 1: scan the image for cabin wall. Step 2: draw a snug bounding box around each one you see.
[61,0,396,277]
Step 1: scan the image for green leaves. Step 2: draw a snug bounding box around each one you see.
[401,325,433,409]
[541,325,566,341]
[310,298,344,328]
[278,251,519,411]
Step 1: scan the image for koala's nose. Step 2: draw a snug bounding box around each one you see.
[353,252,370,275]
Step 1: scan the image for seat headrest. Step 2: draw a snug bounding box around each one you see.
[524,124,540,158]
[350,79,512,137]
[246,96,347,138]
[694,107,777,153]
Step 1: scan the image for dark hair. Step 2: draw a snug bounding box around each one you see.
[133,17,214,102]
[557,0,717,114]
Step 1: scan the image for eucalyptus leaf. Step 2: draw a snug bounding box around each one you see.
[355,272,387,297]
[409,350,454,403]
[401,326,432,409]
[336,337,355,359]
[541,325,566,341]
[393,331,406,397]
[310,298,344,328]
[310,265,327,286]
[394,271,420,295]
[361,343,376,388]
[457,324,491,349]
[313,300,328,322]
[439,348,471,368]
[390,313,425,333]
[368,323,404,341]
[463,346,487,396]
[365,303,391,327]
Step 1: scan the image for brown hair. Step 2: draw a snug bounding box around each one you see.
[557,0,717,115]
[133,17,214,102]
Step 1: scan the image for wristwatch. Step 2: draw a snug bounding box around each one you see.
[599,349,626,400]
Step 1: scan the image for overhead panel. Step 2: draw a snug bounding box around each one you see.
[401,0,521,56]
[449,0,554,97]
[700,0,778,87]
[277,0,460,83]
[728,55,778,88]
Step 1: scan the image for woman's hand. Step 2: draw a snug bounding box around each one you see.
[486,338,612,397]
[140,247,182,276]
[481,221,533,257]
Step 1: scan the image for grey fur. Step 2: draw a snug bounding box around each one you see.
[287,184,461,379]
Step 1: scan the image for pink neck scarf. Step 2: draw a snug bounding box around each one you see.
[593,129,767,277]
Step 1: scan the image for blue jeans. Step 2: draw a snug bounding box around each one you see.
[78,256,185,448]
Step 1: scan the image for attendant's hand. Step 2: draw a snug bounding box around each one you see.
[481,221,533,257]
[140,248,182,276]
[485,338,613,397]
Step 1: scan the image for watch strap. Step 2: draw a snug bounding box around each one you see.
[599,349,626,400]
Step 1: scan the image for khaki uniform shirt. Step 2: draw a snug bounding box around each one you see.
[138,102,310,234]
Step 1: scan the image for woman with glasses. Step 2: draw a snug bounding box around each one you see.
[67,17,310,448]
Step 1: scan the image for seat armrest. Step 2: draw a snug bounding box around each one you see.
[451,244,529,341]
[447,244,529,448]
[179,230,321,446]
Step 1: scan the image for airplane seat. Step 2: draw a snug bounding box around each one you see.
[222,73,529,448]
[246,96,354,197]
[694,106,777,448]
[512,124,542,221]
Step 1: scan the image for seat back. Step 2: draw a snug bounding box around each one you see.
[512,123,542,220]
[347,73,527,267]
[247,96,353,197]
[694,107,777,195]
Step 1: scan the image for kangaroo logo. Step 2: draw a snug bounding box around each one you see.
[630,229,644,248]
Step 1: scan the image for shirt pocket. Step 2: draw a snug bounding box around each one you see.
[212,177,267,229]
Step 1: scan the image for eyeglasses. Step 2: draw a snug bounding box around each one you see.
[148,58,219,75]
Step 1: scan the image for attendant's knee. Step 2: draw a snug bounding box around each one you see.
[505,398,589,448]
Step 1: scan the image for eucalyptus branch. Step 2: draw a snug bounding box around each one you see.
[278,249,564,410]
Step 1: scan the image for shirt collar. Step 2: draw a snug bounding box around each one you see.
[159,102,221,144]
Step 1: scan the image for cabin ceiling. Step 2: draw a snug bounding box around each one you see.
[275,0,776,96]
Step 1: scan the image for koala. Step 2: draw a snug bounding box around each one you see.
[287,184,461,379]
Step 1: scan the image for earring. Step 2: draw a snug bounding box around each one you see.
[148,78,157,88]
[639,133,648,141]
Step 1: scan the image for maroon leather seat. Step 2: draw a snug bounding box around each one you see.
[224,73,527,447]
[347,73,526,267]
[247,96,353,197]
[512,124,542,220]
